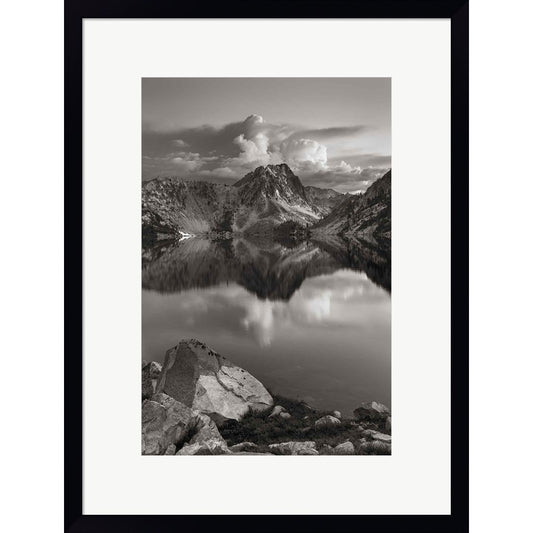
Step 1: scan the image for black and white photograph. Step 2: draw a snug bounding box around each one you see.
[141,78,392,456]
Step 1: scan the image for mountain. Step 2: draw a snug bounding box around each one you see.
[313,170,391,241]
[231,164,320,234]
[304,185,345,216]
[142,178,239,245]
[143,164,325,242]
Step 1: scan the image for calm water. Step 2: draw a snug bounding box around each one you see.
[142,236,391,416]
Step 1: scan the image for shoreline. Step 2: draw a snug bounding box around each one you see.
[142,339,391,456]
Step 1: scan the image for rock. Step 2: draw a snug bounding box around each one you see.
[269,441,318,455]
[155,339,273,425]
[176,438,230,455]
[268,405,287,418]
[142,393,194,455]
[360,440,392,455]
[315,415,341,428]
[332,410,342,419]
[142,392,229,455]
[332,441,355,455]
[142,361,162,400]
[229,442,258,453]
[279,411,291,419]
[231,452,274,456]
[318,444,332,455]
[353,401,390,423]
[385,416,391,433]
[191,412,229,447]
[164,444,176,455]
[362,429,392,443]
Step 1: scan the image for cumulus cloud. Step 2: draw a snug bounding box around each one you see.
[142,114,390,192]
[281,138,328,168]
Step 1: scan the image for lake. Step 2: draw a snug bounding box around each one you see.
[142,236,391,416]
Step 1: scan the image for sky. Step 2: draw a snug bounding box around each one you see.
[142,78,390,194]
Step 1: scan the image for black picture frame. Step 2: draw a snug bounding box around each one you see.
[65,1,469,531]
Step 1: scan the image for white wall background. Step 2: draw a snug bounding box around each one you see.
[0,0,532,530]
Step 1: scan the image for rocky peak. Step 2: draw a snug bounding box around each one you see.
[234,163,309,206]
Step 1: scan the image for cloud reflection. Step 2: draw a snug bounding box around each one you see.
[144,269,389,349]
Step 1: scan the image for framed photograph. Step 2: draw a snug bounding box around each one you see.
[66,1,468,531]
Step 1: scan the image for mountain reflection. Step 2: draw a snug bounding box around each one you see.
[142,235,391,299]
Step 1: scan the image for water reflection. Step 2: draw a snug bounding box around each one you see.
[142,236,391,414]
[142,235,391,297]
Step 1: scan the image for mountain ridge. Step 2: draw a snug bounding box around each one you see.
[142,164,390,244]
[313,170,391,242]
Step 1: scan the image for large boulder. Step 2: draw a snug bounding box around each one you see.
[142,393,193,455]
[315,415,341,428]
[269,441,318,455]
[155,339,273,425]
[353,401,390,423]
[142,392,228,455]
[142,361,162,400]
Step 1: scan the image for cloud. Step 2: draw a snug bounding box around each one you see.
[143,114,390,192]
[281,138,328,168]
[305,165,390,193]
[171,139,189,148]
[292,125,369,141]
[197,166,239,179]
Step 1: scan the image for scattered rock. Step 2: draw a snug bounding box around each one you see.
[269,441,318,455]
[176,438,230,455]
[385,416,391,433]
[320,444,332,453]
[231,452,274,456]
[155,339,273,425]
[362,430,392,443]
[332,410,342,419]
[229,442,258,453]
[360,440,391,454]
[142,361,162,400]
[315,415,341,428]
[268,405,288,418]
[332,441,355,455]
[353,401,390,423]
[279,411,291,419]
